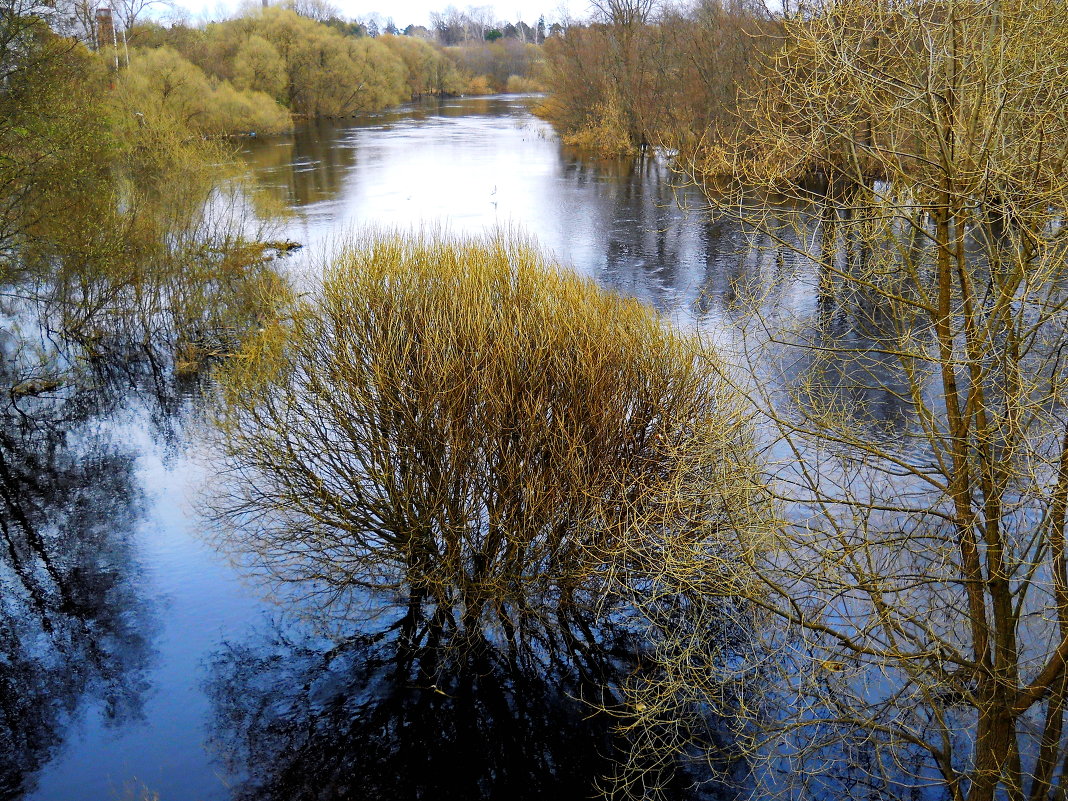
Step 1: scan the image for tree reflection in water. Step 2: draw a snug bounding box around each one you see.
[202,236,767,798]
[205,603,732,801]
[0,368,154,799]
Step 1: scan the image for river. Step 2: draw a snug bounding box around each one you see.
[12,94,846,801]
[238,95,754,325]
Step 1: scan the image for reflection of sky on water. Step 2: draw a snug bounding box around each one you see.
[240,95,743,331]
[21,396,270,801]
[15,93,924,800]
[240,95,918,434]
[0,417,150,800]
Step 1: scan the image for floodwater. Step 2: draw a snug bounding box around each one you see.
[240,95,749,327]
[9,95,875,801]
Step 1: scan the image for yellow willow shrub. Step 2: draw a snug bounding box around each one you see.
[380,34,461,98]
[231,34,287,101]
[117,47,291,136]
[249,9,407,117]
[505,74,544,93]
[562,91,638,158]
[0,26,113,280]
[201,82,292,136]
[345,37,408,111]
[464,74,494,95]
[208,232,767,636]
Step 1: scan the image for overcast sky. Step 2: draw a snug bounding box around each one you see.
[174,0,592,29]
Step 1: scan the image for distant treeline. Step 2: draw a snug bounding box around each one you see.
[38,0,548,138]
[122,8,545,133]
[539,0,778,158]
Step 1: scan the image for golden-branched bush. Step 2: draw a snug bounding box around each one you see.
[561,90,639,157]
[675,0,1068,798]
[231,34,287,101]
[505,74,544,93]
[117,46,291,136]
[209,232,764,634]
[464,74,494,95]
[234,9,408,117]
[380,34,465,98]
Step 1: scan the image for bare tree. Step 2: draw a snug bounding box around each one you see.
[464,4,493,40]
[590,0,657,28]
[290,0,338,23]
[622,0,1068,798]
[109,0,173,31]
[430,5,467,44]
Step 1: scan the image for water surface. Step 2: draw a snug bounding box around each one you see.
[242,95,744,327]
[15,94,821,801]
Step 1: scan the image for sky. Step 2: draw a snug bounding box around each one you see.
[174,0,591,29]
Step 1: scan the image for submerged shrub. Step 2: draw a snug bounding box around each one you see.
[561,91,639,158]
[209,232,763,634]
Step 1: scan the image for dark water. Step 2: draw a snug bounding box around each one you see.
[9,95,845,801]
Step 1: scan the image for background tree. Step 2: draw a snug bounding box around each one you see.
[289,0,338,23]
[111,0,174,32]
[430,6,467,44]
[231,33,287,99]
[539,0,776,155]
